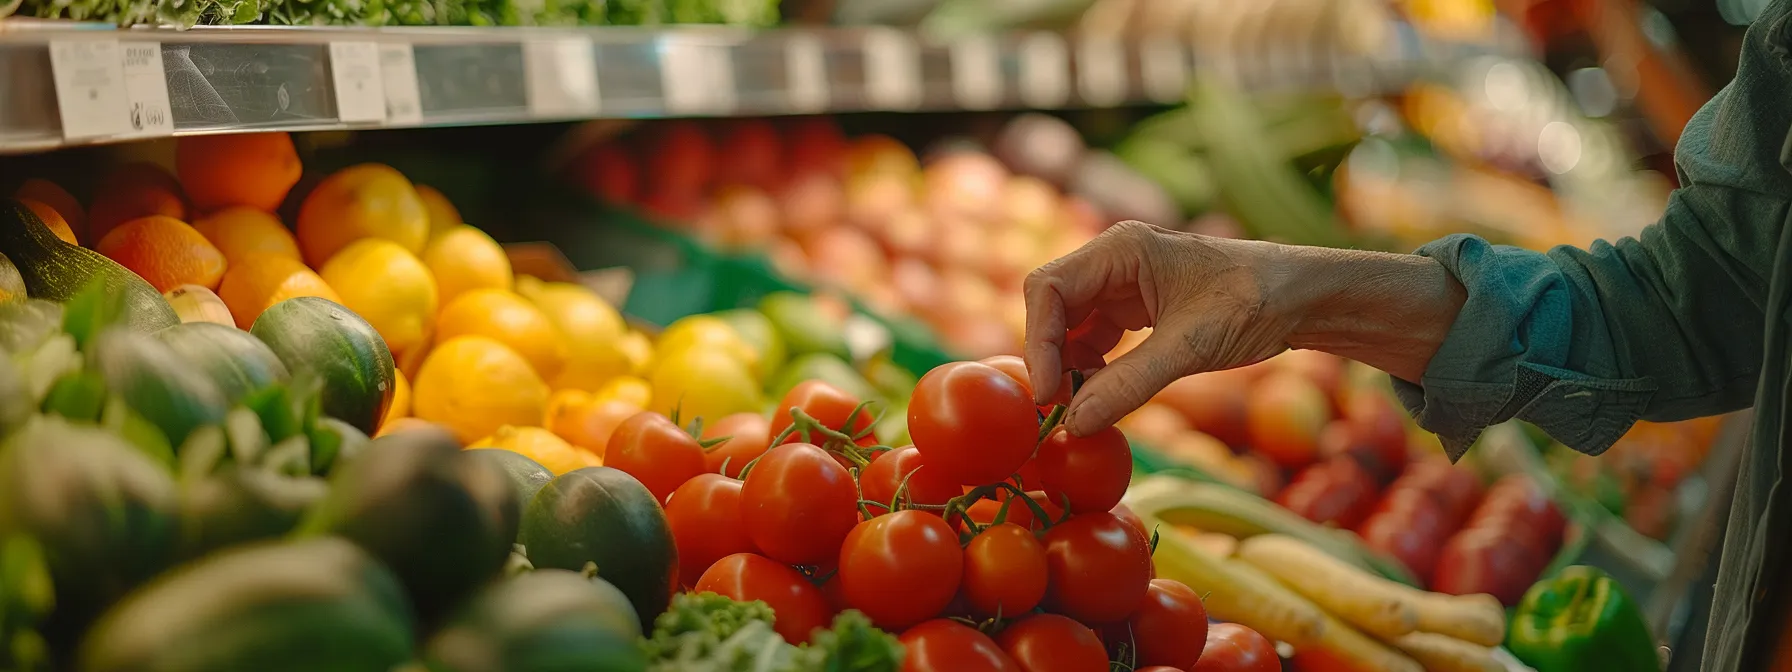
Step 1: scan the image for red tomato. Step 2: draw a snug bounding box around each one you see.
[1357,509,1443,584]
[839,510,965,630]
[1190,623,1279,672]
[715,119,784,190]
[1111,503,1149,540]
[769,380,877,447]
[860,445,963,515]
[1275,457,1379,529]
[1034,427,1133,514]
[607,411,707,504]
[1041,512,1153,623]
[996,613,1110,672]
[741,443,859,565]
[1472,475,1566,546]
[1362,487,1450,538]
[1137,668,1184,672]
[963,523,1048,618]
[694,553,833,645]
[1338,392,1410,475]
[909,362,1041,486]
[1316,418,1403,487]
[701,412,772,478]
[901,619,1023,672]
[665,474,756,587]
[1431,525,1545,605]
[1393,460,1483,525]
[978,354,1072,407]
[1128,580,1209,668]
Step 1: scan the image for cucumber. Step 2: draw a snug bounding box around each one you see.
[0,200,177,333]
[178,468,329,560]
[157,322,291,405]
[76,538,413,672]
[87,327,229,448]
[466,449,555,522]
[250,297,396,434]
[518,467,677,632]
[423,569,646,672]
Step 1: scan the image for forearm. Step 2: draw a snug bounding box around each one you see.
[1261,244,1467,384]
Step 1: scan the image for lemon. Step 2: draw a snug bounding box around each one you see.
[648,347,761,424]
[415,184,463,242]
[552,339,636,392]
[594,375,652,408]
[515,274,545,301]
[319,239,438,355]
[471,425,585,475]
[619,331,654,374]
[656,315,760,378]
[527,282,626,345]
[423,225,513,308]
[296,163,430,267]
[435,289,567,381]
[413,335,550,445]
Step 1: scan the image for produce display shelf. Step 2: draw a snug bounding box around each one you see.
[0,20,1525,154]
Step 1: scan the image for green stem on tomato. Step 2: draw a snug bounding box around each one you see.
[991,481,1057,530]
[1036,404,1067,445]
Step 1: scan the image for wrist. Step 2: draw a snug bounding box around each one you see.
[1266,245,1467,383]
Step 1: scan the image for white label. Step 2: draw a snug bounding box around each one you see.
[379,43,423,125]
[862,29,920,110]
[1077,37,1128,106]
[1018,33,1070,109]
[525,39,600,118]
[661,39,736,115]
[949,37,1001,110]
[48,40,131,140]
[329,42,386,123]
[1139,37,1188,103]
[785,33,829,111]
[119,42,173,138]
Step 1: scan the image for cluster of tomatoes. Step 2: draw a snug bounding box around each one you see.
[606,355,1281,671]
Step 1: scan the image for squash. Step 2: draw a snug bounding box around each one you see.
[0,200,176,332]
[518,466,677,631]
[157,321,290,405]
[249,297,395,434]
[87,328,229,448]
[423,569,646,672]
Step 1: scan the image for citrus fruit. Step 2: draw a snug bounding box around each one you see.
[413,335,550,445]
[318,238,438,356]
[15,178,86,240]
[648,347,761,424]
[544,389,641,456]
[216,253,341,329]
[656,315,760,378]
[593,375,652,409]
[376,417,443,439]
[552,340,638,392]
[514,274,545,301]
[176,132,302,213]
[415,185,462,242]
[434,288,566,381]
[18,198,79,245]
[471,426,586,476]
[525,281,626,345]
[295,163,429,267]
[96,215,228,293]
[381,370,412,431]
[421,225,513,308]
[192,207,302,263]
[89,162,188,242]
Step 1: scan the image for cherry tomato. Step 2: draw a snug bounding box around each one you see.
[996,613,1109,672]
[909,361,1041,486]
[839,510,964,630]
[963,523,1048,618]
[741,443,859,565]
[1111,503,1149,540]
[1128,579,1209,668]
[1034,427,1133,514]
[694,553,833,645]
[1189,623,1278,672]
[978,354,1072,407]
[860,445,963,515]
[607,411,707,504]
[1432,525,1546,605]
[1041,512,1153,623]
[1276,457,1378,529]
[665,474,756,587]
[701,412,772,478]
[769,380,877,446]
[901,619,1023,672]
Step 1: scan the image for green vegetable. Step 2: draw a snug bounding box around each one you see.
[251,296,396,435]
[1507,565,1659,672]
[466,448,555,521]
[0,201,177,333]
[518,466,675,632]
[87,327,230,448]
[423,568,646,672]
[641,593,903,672]
[157,322,291,405]
[178,467,329,560]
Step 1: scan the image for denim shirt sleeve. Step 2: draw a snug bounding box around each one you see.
[1391,9,1792,459]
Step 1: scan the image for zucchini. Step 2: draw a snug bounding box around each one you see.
[157,322,291,405]
[0,200,177,332]
[423,569,646,672]
[87,327,230,448]
[518,467,677,632]
[250,297,396,434]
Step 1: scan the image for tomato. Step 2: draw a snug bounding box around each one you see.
[694,553,833,644]
[665,474,756,587]
[960,498,1036,530]
[978,354,1072,407]
[1362,487,1449,538]
[1275,457,1378,529]
[996,613,1109,672]
[1189,623,1278,672]
[839,510,965,630]
[701,412,772,478]
[607,411,707,504]
[1337,392,1410,475]
[901,619,1023,672]
[909,362,1041,486]
[1356,510,1443,584]
[1316,419,1403,486]
[860,445,963,515]
[1041,512,1153,623]
[1393,459,1483,525]
[1128,579,1209,668]
[769,380,877,447]
[1136,668,1184,672]
[1034,427,1133,514]
[1431,525,1545,605]
[1111,503,1148,540]
[1472,475,1566,546]
[741,443,859,565]
[962,523,1048,618]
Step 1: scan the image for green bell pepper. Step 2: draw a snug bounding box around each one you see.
[1508,565,1659,672]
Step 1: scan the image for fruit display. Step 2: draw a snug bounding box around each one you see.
[14,0,778,28]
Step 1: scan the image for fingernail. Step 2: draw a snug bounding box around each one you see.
[1067,398,1106,437]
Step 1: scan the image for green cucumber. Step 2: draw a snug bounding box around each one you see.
[157,322,291,405]
[518,467,676,632]
[249,297,395,434]
[0,200,177,333]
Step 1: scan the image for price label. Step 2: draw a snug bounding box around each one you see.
[525,38,600,118]
[329,42,386,123]
[1076,37,1127,106]
[949,37,1001,110]
[862,29,920,110]
[48,40,131,140]
[661,39,736,115]
[1017,33,1069,109]
[785,33,829,111]
[120,42,173,138]
[1139,37,1188,103]
[379,43,423,125]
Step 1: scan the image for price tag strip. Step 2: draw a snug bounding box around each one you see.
[1018,33,1070,110]
[120,42,173,138]
[661,38,736,115]
[525,38,600,118]
[329,41,387,124]
[1076,37,1128,107]
[784,33,829,112]
[949,36,1002,110]
[862,28,921,110]
[379,43,423,125]
[48,40,132,140]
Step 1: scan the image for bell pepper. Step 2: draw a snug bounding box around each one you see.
[1508,565,1660,672]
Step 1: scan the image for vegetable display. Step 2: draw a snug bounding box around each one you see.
[1507,565,1660,672]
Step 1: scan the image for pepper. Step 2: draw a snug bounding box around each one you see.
[1507,565,1660,672]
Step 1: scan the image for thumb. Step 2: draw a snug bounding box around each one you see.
[1063,331,1194,437]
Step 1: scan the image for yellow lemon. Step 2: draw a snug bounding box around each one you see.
[594,375,652,408]
[413,335,550,445]
[435,288,566,381]
[471,426,584,475]
[379,370,412,431]
[656,315,759,378]
[415,184,463,242]
[320,239,438,355]
[648,347,761,424]
[422,225,513,308]
[296,163,429,267]
[527,282,626,345]
[515,274,545,301]
[620,330,654,374]
[191,206,302,264]
[552,342,634,392]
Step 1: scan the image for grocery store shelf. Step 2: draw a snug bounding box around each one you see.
[0,21,1525,153]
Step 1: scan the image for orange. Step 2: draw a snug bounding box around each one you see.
[544,388,642,457]
[421,225,512,308]
[470,426,584,475]
[379,370,412,431]
[15,179,86,241]
[217,253,341,329]
[18,199,79,246]
[89,162,188,243]
[176,132,303,213]
[412,335,550,445]
[434,289,566,381]
[295,163,429,267]
[415,185,463,241]
[191,206,301,263]
[318,239,438,356]
[524,281,626,345]
[376,417,449,440]
[96,215,228,293]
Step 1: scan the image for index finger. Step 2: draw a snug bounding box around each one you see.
[1023,235,1130,404]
